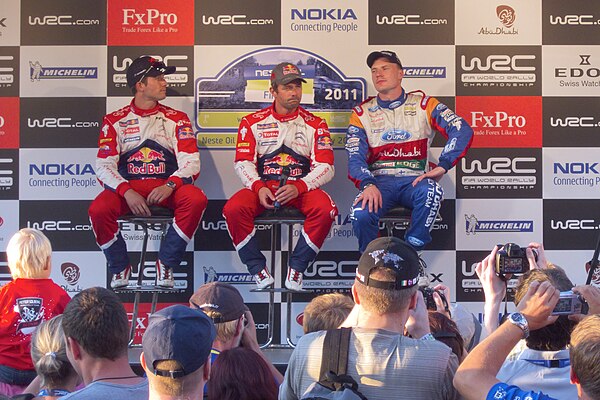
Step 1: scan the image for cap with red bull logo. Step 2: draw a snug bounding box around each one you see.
[270,62,307,86]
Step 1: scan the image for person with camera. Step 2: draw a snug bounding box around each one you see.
[474,243,600,399]
[280,237,459,400]
[454,278,600,400]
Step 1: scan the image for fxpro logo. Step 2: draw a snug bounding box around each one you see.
[0,115,4,128]
[403,66,446,78]
[461,157,536,189]
[291,9,357,20]
[550,116,600,127]
[551,219,600,230]
[376,14,447,25]
[201,266,254,284]
[112,55,188,86]
[201,14,274,25]
[460,54,536,87]
[555,55,600,79]
[471,111,526,128]
[122,9,177,26]
[27,220,92,231]
[28,15,100,26]
[27,118,99,129]
[464,214,533,235]
[550,15,600,25]
[29,61,98,82]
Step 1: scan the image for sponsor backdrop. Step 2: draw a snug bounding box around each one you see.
[1,0,599,342]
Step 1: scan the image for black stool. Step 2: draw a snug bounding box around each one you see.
[379,205,442,238]
[252,207,310,349]
[115,206,179,347]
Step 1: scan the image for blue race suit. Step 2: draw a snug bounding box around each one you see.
[347,90,473,252]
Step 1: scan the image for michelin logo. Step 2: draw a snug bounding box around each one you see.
[203,266,254,284]
[30,61,98,82]
[465,214,533,235]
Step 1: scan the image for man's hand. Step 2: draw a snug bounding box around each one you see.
[240,310,260,351]
[275,184,299,206]
[406,291,431,339]
[412,166,446,187]
[516,280,559,331]
[258,187,275,209]
[432,284,451,319]
[147,185,174,205]
[572,285,600,319]
[476,246,506,304]
[353,184,382,213]
[526,242,548,270]
[124,189,151,216]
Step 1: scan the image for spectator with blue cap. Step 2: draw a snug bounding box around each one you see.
[141,305,216,400]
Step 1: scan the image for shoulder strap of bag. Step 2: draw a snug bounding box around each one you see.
[318,327,352,389]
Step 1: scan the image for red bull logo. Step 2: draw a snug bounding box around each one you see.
[282,64,299,75]
[127,147,165,163]
[178,126,195,140]
[119,118,139,127]
[272,153,293,166]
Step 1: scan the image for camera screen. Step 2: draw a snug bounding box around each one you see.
[503,258,523,273]
[553,297,572,313]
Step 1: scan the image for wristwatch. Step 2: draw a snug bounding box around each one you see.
[165,180,177,190]
[507,312,530,339]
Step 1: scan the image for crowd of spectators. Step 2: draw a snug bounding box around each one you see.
[2,228,600,400]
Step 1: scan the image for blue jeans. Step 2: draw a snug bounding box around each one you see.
[0,364,37,386]
[350,175,443,253]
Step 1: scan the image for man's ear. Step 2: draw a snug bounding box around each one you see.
[570,367,580,384]
[67,337,82,360]
[351,283,360,305]
[140,353,148,372]
[408,290,418,311]
[203,355,211,382]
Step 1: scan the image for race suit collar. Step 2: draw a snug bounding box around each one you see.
[376,89,407,110]
[130,99,161,117]
[271,102,299,122]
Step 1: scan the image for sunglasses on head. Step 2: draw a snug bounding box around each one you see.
[137,59,165,84]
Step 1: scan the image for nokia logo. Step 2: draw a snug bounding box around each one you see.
[112,55,188,72]
[291,9,357,20]
[376,14,447,25]
[551,219,600,230]
[28,15,100,26]
[461,55,535,71]
[29,163,95,176]
[27,118,99,129]
[201,15,274,25]
[550,15,600,25]
[26,220,92,231]
[554,163,599,174]
[0,18,6,28]
[471,111,526,128]
[122,9,177,25]
[550,116,599,127]
[462,157,536,174]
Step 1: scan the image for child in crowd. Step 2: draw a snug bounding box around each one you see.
[0,229,71,396]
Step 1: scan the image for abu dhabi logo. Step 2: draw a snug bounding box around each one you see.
[60,262,81,286]
[465,214,533,235]
[497,5,516,28]
[29,61,98,82]
[202,266,254,284]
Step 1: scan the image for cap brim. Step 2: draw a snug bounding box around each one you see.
[277,75,307,85]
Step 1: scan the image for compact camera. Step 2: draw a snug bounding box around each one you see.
[419,286,449,313]
[551,290,589,316]
[495,243,536,275]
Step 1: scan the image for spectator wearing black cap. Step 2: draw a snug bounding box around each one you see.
[189,282,283,398]
[88,55,207,289]
[141,305,215,400]
[280,237,459,400]
[347,50,473,255]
